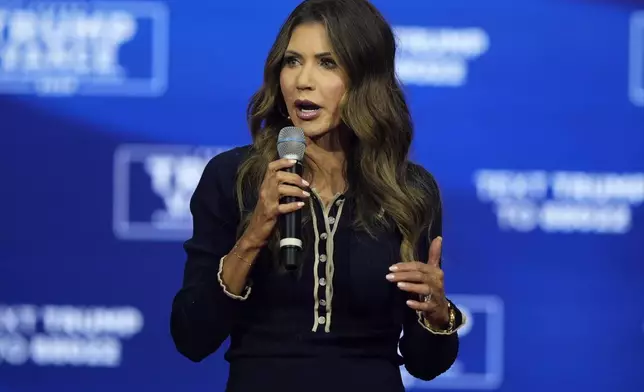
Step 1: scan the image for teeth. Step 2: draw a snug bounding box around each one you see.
[300,108,318,113]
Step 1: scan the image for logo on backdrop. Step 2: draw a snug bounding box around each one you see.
[474,170,644,234]
[113,143,233,241]
[400,295,504,390]
[0,304,143,367]
[0,1,169,96]
[393,26,489,87]
[630,11,644,107]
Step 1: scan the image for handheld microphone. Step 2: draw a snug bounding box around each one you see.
[277,126,307,271]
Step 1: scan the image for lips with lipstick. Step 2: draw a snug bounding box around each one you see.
[294,99,322,120]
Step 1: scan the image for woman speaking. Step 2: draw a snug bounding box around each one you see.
[170,0,466,390]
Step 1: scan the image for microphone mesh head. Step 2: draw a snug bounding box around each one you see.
[277,127,306,160]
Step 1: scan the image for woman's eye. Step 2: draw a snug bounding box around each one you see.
[283,56,299,67]
[320,58,337,69]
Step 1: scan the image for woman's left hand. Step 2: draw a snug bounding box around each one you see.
[386,236,450,327]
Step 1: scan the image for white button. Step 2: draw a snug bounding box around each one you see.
[319,299,326,306]
[319,278,326,286]
[318,316,326,324]
[328,216,336,225]
[319,254,327,262]
[320,233,328,240]
[335,199,344,206]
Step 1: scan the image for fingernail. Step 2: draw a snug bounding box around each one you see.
[302,191,310,197]
[385,274,395,281]
[297,202,305,207]
[302,179,310,186]
[389,265,398,272]
[397,282,407,288]
[289,159,297,164]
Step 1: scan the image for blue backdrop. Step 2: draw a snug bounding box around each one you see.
[1,0,643,391]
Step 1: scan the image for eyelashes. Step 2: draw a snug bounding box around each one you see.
[283,55,298,67]
[282,55,338,70]
[320,58,337,69]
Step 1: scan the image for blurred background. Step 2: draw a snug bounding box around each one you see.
[1,0,643,391]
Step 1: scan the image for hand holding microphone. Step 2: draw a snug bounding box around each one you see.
[275,127,307,270]
[244,127,308,271]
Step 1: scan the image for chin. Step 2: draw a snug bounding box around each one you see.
[302,128,331,140]
[292,120,339,140]
[293,123,328,139]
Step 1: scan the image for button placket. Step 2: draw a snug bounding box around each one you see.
[315,201,329,331]
[309,191,346,333]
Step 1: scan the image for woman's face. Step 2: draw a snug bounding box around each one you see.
[279,22,347,140]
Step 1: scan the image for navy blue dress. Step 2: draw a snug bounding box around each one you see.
[170,145,464,392]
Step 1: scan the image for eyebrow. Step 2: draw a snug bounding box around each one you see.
[284,50,334,58]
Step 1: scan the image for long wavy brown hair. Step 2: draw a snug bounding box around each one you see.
[235,0,440,265]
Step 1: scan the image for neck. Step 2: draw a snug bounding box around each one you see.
[304,127,348,195]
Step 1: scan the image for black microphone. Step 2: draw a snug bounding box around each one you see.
[277,126,307,271]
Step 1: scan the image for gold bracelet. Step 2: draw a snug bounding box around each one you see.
[228,245,253,268]
[422,303,456,334]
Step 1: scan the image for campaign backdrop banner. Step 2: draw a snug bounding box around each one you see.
[1,0,643,391]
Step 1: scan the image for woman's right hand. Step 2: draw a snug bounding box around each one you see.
[243,158,310,247]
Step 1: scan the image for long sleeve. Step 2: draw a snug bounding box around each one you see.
[170,152,247,362]
[399,298,464,380]
[399,167,466,380]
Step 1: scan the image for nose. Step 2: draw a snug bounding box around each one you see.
[296,63,314,91]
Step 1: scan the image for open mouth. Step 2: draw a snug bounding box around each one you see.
[294,99,322,120]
